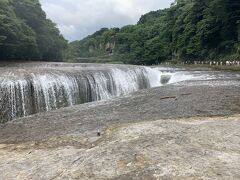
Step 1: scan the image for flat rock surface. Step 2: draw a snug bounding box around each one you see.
[0,79,240,144]
[0,69,240,179]
[0,115,240,179]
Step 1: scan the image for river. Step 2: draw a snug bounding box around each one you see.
[0,62,239,123]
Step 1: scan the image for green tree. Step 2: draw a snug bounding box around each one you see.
[66,0,240,64]
[0,0,67,61]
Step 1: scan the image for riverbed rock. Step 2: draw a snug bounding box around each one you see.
[0,65,240,179]
[0,115,240,179]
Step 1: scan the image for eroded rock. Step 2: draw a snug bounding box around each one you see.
[0,115,240,179]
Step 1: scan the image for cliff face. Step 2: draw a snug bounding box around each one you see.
[88,41,115,55]
[105,42,115,54]
[66,28,119,59]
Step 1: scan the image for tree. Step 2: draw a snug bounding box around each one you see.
[0,0,67,61]
[66,0,240,64]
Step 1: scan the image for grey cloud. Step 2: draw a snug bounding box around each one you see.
[40,0,174,41]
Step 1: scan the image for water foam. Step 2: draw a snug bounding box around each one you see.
[0,67,162,122]
[0,66,198,122]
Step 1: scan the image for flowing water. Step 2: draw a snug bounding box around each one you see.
[0,63,204,123]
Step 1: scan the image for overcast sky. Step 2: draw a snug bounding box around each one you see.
[40,0,174,41]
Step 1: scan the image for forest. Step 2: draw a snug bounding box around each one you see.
[0,0,239,64]
[66,0,240,65]
[0,0,67,61]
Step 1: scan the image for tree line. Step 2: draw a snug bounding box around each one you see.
[0,0,67,61]
[66,0,240,65]
[0,0,239,64]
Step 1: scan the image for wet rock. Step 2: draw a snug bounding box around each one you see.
[0,65,239,179]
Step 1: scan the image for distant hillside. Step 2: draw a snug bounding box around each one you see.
[0,0,67,61]
[66,0,240,65]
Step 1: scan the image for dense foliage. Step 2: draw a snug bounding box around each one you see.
[0,0,67,61]
[67,0,240,65]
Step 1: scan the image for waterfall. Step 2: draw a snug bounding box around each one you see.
[0,66,163,123]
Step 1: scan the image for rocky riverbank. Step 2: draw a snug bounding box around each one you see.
[0,68,240,179]
[0,114,240,179]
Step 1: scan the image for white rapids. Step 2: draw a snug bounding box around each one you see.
[0,64,195,122]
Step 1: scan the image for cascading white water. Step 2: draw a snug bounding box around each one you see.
[1,64,201,123]
[0,66,165,122]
